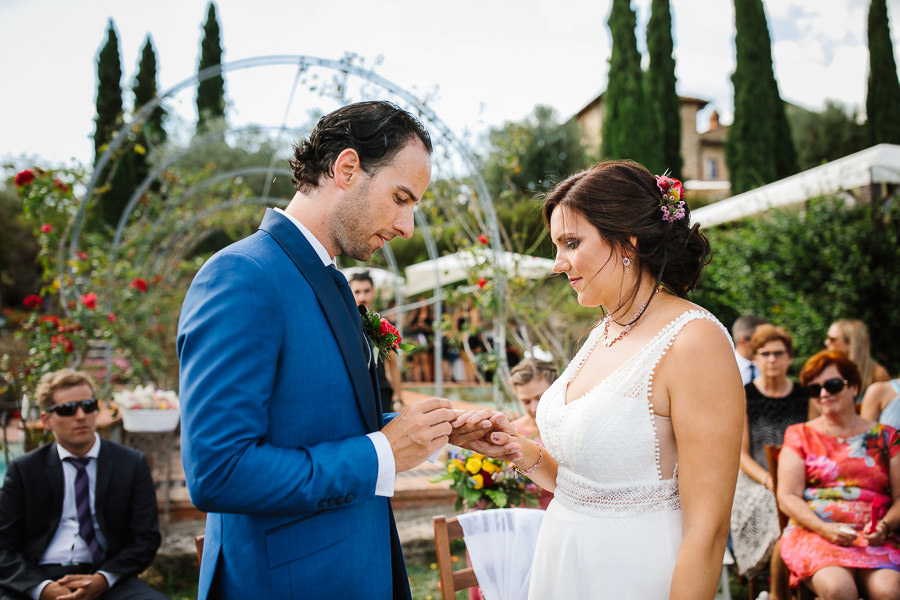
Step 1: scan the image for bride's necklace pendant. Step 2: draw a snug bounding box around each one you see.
[601,296,651,348]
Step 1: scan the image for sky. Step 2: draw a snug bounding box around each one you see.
[1,0,899,169]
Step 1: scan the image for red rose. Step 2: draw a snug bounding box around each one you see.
[130,277,148,293]
[80,292,97,309]
[40,223,53,233]
[107,312,117,323]
[76,251,88,260]
[23,294,43,310]
[14,170,35,187]
[141,358,151,367]
[477,278,487,289]
[477,234,489,245]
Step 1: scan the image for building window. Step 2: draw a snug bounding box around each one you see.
[706,158,718,180]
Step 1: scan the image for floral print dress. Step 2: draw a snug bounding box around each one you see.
[780,422,900,586]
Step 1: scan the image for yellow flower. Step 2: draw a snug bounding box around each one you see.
[465,456,483,474]
[448,458,465,473]
[134,143,147,155]
[480,460,502,474]
[471,474,484,489]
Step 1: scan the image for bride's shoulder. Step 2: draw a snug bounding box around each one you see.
[662,301,733,358]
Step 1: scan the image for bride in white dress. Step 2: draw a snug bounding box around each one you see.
[492,161,744,599]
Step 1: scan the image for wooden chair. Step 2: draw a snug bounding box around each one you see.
[433,515,478,600]
[194,534,204,569]
[765,444,814,600]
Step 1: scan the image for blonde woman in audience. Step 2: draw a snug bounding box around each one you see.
[825,319,891,399]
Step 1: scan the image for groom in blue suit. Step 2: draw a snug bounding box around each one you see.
[178,102,516,599]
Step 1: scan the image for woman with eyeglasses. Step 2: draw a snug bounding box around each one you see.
[731,324,812,581]
[777,350,900,598]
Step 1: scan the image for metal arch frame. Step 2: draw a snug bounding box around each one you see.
[66,54,507,400]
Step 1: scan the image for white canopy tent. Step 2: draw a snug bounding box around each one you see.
[339,266,406,291]
[692,144,900,227]
[403,249,555,297]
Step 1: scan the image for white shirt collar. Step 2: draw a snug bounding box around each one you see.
[55,433,101,461]
[273,207,334,268]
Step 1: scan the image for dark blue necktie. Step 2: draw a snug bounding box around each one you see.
[327,265,372,366]
[64,457,106,566]
[749,363,758,380]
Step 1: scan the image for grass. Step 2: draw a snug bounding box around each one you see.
[407,540,470,600]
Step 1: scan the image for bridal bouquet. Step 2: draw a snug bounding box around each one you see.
[436,448,539,511]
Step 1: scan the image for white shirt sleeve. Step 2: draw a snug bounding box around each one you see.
[29,581,51,600]
[366,431,396,497]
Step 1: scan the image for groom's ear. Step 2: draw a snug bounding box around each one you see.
[334,148,361,191]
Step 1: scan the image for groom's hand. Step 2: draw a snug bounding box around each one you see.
[382,397,455,472]
[453,412,523,462]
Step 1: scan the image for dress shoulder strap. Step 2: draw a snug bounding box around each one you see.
[641,309,732,371]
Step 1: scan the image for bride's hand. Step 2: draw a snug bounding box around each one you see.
[453,412,523,461]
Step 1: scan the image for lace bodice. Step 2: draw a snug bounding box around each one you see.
[536,310,730,516]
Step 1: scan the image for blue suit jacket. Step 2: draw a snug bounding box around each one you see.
[177,209,410,599]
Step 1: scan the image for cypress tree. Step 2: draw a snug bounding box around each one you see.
[865,0,900,145]
[94,20,124,163]
[196,2,226,132]
[93,19,134,229]
[133,36,166,186]
[644,0,681,177]
[602,0,650,165]
[727,0,797,194]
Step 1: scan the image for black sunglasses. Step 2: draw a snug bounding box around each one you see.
[804,378,848,398]
[46,399,99,417]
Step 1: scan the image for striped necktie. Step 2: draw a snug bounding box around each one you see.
[64,456,106,566]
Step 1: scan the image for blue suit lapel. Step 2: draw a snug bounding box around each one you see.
[258,208,380,432]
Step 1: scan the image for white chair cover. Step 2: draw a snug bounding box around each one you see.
[457,508,545,600]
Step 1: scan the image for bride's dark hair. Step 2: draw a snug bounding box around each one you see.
[542,160,710,311]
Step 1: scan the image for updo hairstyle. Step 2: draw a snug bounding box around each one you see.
[542,160,710,307]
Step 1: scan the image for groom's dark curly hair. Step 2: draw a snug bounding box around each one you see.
[289,101,433,193]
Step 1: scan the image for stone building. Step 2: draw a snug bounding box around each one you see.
[571,92,732,202]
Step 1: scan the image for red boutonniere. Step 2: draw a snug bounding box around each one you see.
[359,307,415,365]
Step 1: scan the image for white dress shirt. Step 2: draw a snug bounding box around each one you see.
[274,207,396,497]
[734,350,757,386]
[31,434,118,599]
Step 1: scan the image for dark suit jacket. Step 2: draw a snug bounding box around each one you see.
[0,440,161,596]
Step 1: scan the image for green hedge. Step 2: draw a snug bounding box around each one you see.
[692,195,900,374]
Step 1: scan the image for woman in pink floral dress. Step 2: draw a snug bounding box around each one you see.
[777,350,900,599]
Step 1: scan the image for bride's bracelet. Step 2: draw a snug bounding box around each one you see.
[513,444,543,477]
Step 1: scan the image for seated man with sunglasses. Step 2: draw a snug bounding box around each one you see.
[0,369,166,600]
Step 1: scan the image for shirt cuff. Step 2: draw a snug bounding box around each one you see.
[29,581,51,600]
[98,570,119,588]
[366,431,396,497]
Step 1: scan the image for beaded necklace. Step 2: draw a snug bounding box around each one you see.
[600,286,661,348]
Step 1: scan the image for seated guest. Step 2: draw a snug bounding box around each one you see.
[0,369,165,600]
[731,324,810,582]
[509,358,557,510]
[777,351,900,599]
[825,319,891,400]
[731,315,770,385]
[861,378,900,429]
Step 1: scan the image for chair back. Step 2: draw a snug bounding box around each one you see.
[433,508,544,600]
[433,515,478,600]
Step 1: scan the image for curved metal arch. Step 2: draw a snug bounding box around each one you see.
[68,54,507,400]
[128,166,295,271]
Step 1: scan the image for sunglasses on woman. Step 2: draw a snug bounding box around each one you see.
[803,378,848,398]
[45,399,99,417]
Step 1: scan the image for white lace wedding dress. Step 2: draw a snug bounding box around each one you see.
[529,310,728,599]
